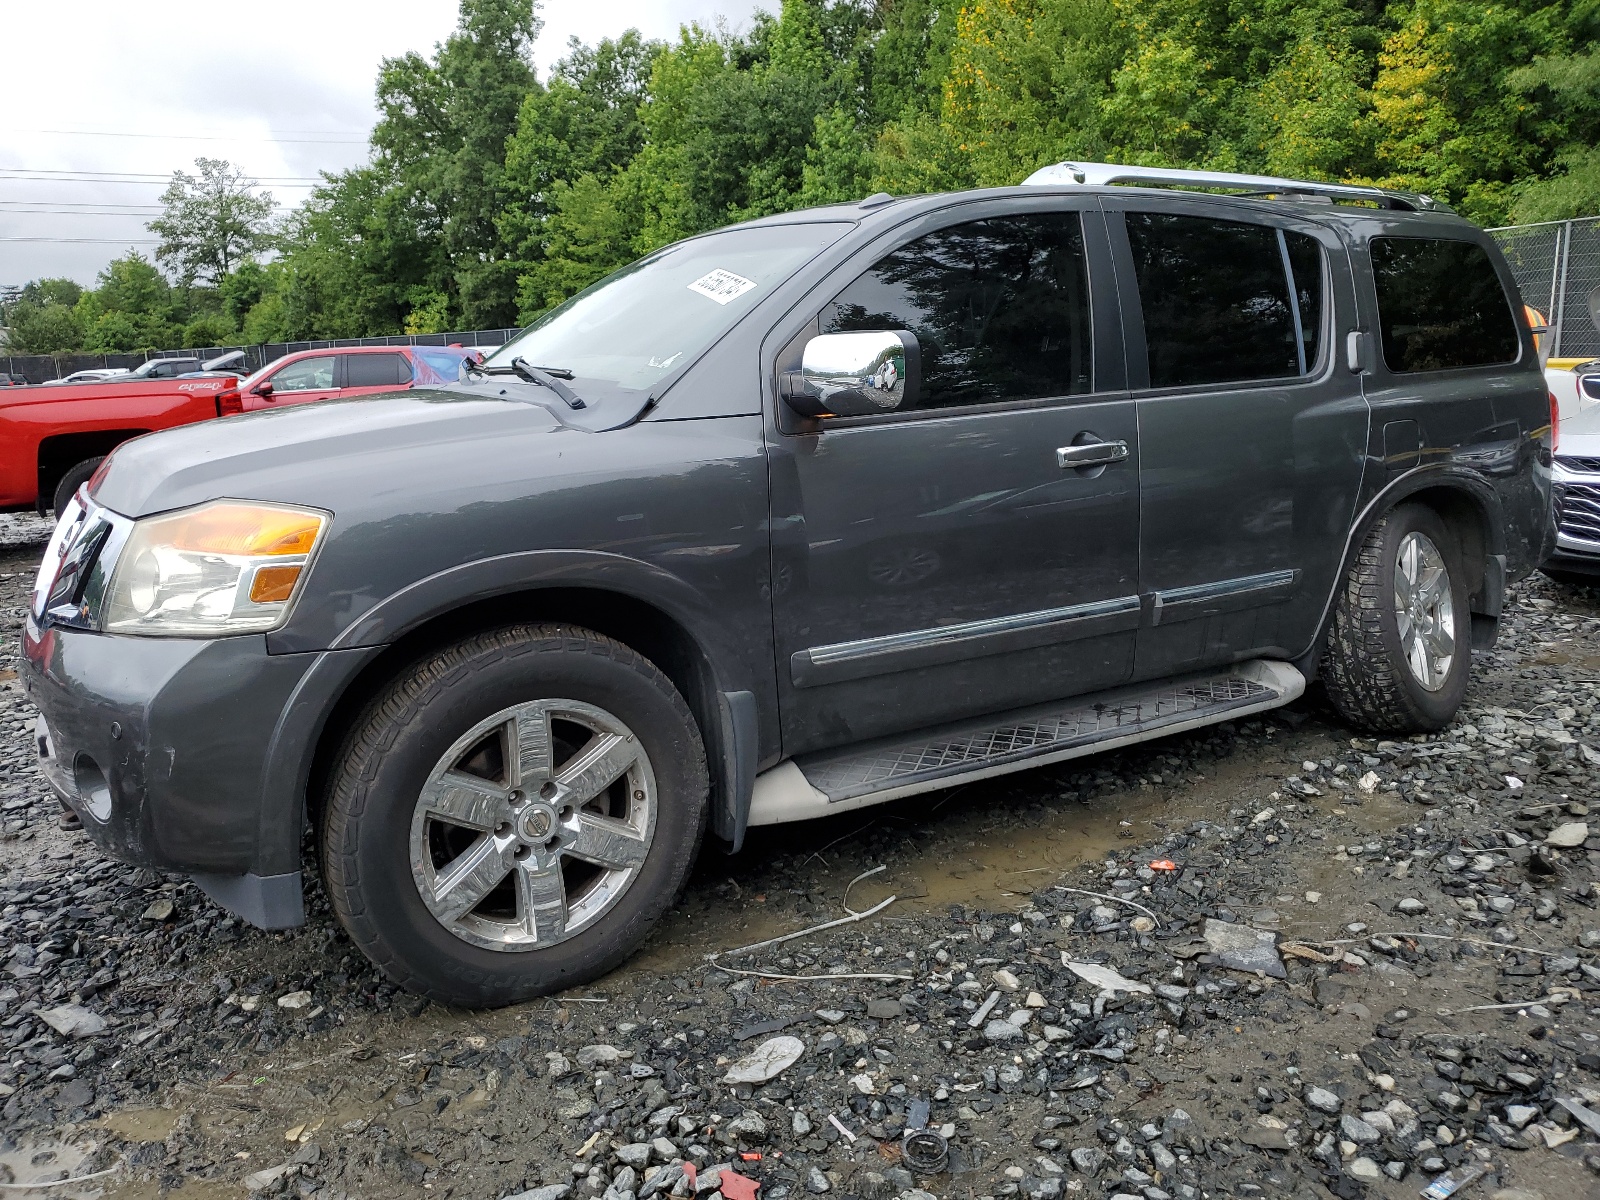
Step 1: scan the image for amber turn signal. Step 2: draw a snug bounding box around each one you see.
[249,565,303,604]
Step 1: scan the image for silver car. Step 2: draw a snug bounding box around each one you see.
[1549,386,1600,582]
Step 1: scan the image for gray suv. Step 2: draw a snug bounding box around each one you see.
[23,162,1556,1006]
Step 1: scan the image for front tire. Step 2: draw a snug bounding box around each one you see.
[1320,504,1471,734]
[320,624,708,1007]
[51,456,103,517]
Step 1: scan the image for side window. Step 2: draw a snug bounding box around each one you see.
[821,212,1092,411]
[1125,213,1324,388]
[271,356,338,392]
[1370,237,1519,372]
[345,353,412,387]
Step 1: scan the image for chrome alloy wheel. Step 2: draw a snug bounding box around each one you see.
[409,699,656,952]
[1394,531,1456,692]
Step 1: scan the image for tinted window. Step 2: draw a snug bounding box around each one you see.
[822,212,1092,411]
[1370,237,1519,372]
[1285,232,1324,373]
[1125,213,1317,388]
[345,352,412,387]
[271,356,338,392]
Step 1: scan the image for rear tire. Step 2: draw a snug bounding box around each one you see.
[51,457,103,517]
[320,623,709,1007]
[1320,504,1471,734]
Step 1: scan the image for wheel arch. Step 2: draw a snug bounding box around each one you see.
[297,584,764,870]
[36,429,149,513]
[1298,468,1505,678]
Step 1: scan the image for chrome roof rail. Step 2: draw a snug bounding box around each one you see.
[1022,160,1453,214]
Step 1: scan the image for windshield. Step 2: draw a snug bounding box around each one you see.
[483,221,850,394]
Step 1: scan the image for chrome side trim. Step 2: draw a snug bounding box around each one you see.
[791,595,1141,688]
[1149,569,1299,626]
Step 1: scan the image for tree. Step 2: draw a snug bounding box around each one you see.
[148,158,276,285]
[373,0,542,328]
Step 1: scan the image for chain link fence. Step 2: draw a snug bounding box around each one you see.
[1,328,516,385]
[1490,216,1600,361]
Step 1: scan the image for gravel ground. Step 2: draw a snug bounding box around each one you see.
[3,517,1600,1200]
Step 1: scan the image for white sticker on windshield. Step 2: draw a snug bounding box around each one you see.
[687,269,757,305]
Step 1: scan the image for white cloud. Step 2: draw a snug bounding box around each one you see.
[0,0,757,286]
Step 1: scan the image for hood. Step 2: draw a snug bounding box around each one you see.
[94,388,570,518]
[1559,401,1600,460]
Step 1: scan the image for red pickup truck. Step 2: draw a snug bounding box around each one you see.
[1,345,482,515]
[0,374,238,516]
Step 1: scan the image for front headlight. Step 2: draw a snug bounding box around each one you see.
[103,501,328,636]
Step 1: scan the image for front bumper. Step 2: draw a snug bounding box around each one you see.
[22,621,324,926]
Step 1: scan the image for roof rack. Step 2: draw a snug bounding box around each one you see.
[1022,160,1453,214]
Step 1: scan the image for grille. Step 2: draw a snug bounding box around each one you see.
[1558,455,1600,475]
[1559,482,1600,543]
[801,677,1271,800]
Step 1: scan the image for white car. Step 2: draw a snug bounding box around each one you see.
[1548,395,1600,584]
[43,368,130,386]
[1548,361,1599,422]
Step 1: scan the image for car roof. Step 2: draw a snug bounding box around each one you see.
[740,177,1476,236]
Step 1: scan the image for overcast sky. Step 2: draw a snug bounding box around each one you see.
[0,0,758,287]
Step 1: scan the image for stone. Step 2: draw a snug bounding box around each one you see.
[805,1167,831,1194]
[984,1019,1025,1043]
[276,991,312,1010]
[1397,898,1429,915]
[1489,1190,1545,1200]
[616,1144,652,1167]
[1340,1114,1381,1145]
[1304,1086,1342,1114]
[1202,919,1285,978]
[506,1188,573,1200]
[245,1163,298,1192]
[1545,823,1588,848]
[1505,1105,1540,1129]
[577,1044,623,1068]
[1241,1125,1292,1150]
[1070,1147,1107,1174]
[141,898,175,922]
[992,969,1020,991]
[36,1004,106,1038]
[722,1036,805,1084]
[865,998,903,1020]
[1345,1158,1382,1183]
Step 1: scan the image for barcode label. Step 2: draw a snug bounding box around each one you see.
[687,269,757,305]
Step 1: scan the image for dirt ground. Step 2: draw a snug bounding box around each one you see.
[3,511,1600,1200]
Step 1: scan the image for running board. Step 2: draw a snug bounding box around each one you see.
[747,660,1304,827]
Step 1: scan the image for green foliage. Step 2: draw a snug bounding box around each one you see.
[18,0,1600,352]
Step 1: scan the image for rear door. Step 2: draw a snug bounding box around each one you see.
[767,200,1143,755]
[342,351,415,397]
[1105,198,1368,678]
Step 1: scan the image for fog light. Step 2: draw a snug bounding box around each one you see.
[72,754,112,822]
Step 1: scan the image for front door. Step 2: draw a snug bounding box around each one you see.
[768,203,1143,756]
[1105,200,1369,678]
[244,353,342,411]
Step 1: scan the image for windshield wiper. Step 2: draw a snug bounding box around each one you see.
[468,358,585,408]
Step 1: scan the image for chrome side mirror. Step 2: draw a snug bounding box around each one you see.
[782,330,920,418]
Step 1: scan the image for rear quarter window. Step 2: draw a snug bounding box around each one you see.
[1370,237,1519,373]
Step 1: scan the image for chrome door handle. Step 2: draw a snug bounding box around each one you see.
[1057,440,1129,469]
